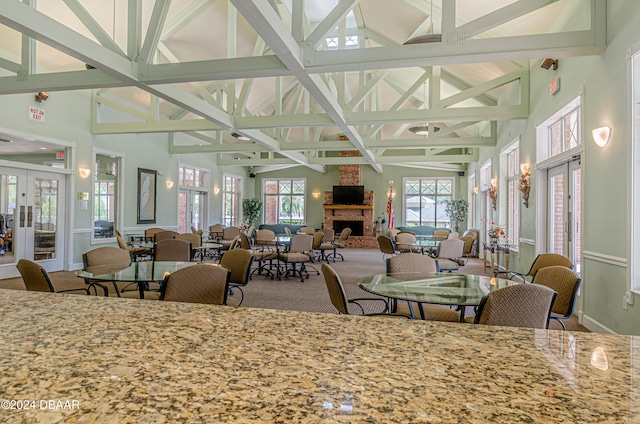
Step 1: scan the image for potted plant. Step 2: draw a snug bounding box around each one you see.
[443,199,469,233]
[242,198,263,226]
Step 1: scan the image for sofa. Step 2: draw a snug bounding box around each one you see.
[395,225,450,237]
[258,223,307,236]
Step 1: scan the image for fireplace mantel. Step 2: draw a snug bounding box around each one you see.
[323,204,373,216]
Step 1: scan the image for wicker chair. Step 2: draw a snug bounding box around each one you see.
[277,234,315,281]
[395,231,420,253]
[17,259,92,295]
[532,266,582,330]
[144,227,166,241]
[82,246,133,296]
[321,264,408,317]
[209,224,225,241]
[116,234,150,262]
[387,253,460,322]
[220,248,254,306]
[154,239,192,262]
[377,235,397,261]
[154,230,179,242]
[472,284,557,329]
[219,227,241,251]
[251,230,277,279]
[161,264,231,305]
[176,233,202,260]
[434,238,465,271]
[510,253,573,282]
[326,228,351,262]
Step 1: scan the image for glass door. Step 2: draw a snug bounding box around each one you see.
[547,159,582,273]
[0,168,65,279]
[178,189,205,234]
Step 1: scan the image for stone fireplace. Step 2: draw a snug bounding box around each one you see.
[322,152,377,248]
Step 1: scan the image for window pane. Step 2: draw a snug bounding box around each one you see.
[422,180,435,194]
[405,180,419,195]
[550,121,563,156]
[279,181,292,194]
[437,180,452,195]
[265,181,278,194]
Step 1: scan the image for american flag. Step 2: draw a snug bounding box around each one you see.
[386,189,395,231]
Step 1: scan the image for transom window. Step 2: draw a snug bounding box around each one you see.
[325,35,359,49]
[179,166,205,188]
[549,108,580,156]
[403,178,453,228]
[263,179,305,225]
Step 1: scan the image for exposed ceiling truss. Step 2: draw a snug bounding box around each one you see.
[0,0,606,173]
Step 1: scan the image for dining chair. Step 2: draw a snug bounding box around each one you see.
[154,230,179,242]
[321,264,408,318]
[278,234,315,281]
[82,246,133,296]
[532,265,582,330]
[386,253,460,322]
[17,259,93,295]
[388,228,400,242]
[250,230,277,279]
[220,248,254,306]
[299,226,315,235]
[219,227,241,251]
[283,226,292,236]
[144,227,165,241]
[432,229,449,241]
[472,284,557,329]
[161,263,231,305]
[176,233,202,260]
[447,231,460,239]
[459,235,476,263]
[326,227,351,262]
[434,238,465,272]
[208,224,225,241]
[377,235,398,261]
[395,231,420,253]
[510,253,573,282]
[116,234,150,262]
[312,231,335,263]
[154,239,192,262]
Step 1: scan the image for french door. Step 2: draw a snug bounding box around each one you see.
[547,159,582,273]
[0,167,66,279]
[178,189,205,234]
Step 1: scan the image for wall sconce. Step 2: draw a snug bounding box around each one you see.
[489,179,497,211]
[540,58,558,70]
[166,180,174,189]
[518,163,531,208]
[592,126,611,147]
[35,91,49,102]
[214,187,220,195]
[78,167,91,178]
[311,191,321,199]
[473,187,479,195]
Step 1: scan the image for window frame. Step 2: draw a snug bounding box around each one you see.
[630,40,640,293]
[262,178,307,225]
[90,148,124,245]
[502,141,520,251]
[401,177,455,228]
[222,174,242,227]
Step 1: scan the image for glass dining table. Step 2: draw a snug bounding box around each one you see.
[76,261,198,299]
[357,272,522,321]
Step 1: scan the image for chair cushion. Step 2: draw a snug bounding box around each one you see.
[278,252,311,262]
[396,302,460,322]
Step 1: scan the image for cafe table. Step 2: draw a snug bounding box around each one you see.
[357,272,521,321]
[76,261,198,299]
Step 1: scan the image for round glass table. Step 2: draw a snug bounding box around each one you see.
[357,272,522,321]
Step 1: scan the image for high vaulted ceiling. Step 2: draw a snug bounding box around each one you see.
[0,0,605,174]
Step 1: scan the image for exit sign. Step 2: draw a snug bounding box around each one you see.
[56,151,65,160]
[550,77,560,95]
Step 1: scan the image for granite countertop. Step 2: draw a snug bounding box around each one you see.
[0,289,637,423]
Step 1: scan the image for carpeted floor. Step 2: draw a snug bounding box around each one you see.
[0,249,589,332]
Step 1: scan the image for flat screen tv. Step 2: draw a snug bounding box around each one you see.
[332,185,365,205]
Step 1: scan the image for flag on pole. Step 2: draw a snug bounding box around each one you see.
[387,186,395,231]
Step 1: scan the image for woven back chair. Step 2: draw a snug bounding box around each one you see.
[321,264,402,317]
[327,228,351,262]
[255,229,276,250]
[154,239,192,262]
[278,234,315,281]
[161,264,231,305]
[434,238,465,271]
[432,229,449,241]
[220,248,255,306]
[209,224,224,240]
[299,226,315,235]
[377,235,397,261]
[116,234,149,261]
[474,284,557,329]
[447,231,460,239]
[511,253,573,282]
[395,231,419,253]
[459,235,476,258]
[144,227,165,240]
[386,254,460,321]
[312,231,335,263]
[176,233,201,248]
[82,246,133,296]
[532,266,582,330]
[17,259,91,295]
[154,230,179,242]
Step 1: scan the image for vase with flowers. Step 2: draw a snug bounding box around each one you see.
[484,220,506,243]
[488,186,497,210]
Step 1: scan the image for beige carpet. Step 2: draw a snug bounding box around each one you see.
[0,249,589,332]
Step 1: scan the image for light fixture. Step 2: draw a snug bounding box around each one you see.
[166,180,174,189]
[489,179,498,210]
[490,178,498,188]
[78,167,91,178]
[520,163,530,175]
[518,164,531,208]
[214,187,220,195]
[540,58,558,70]
[312,191,321,199]
[403,0,441,45]
[592,126,611,147]
[232,132,250,141]
[35,91,49,102]
[409,81,440,136]
[473,187,479,195]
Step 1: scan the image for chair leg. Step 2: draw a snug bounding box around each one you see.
[228,286,244,306]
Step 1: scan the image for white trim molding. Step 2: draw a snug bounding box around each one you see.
[581,314,617,334]
[519,237,535,246]
[583,251,628,268]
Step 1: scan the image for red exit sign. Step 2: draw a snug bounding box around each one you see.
[56,151,65,160]
[550,77,560,95]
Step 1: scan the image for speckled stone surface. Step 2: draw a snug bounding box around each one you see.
[0,289,637,423]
